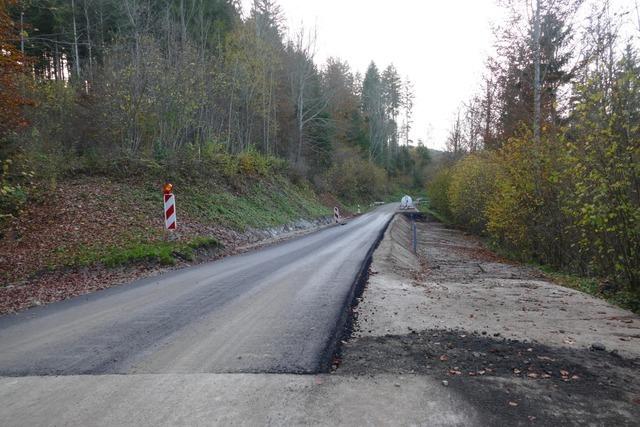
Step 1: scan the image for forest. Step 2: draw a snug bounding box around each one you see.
[427,0,639,308]
[0,0,430,217]
[1,0,638,309]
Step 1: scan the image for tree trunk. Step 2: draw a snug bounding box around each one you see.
[71,0,81,79]
[533,0,541,143]
[296,83,304,164]
[84,0,93,82]
[20,9,24,55]
[483,78,493,147]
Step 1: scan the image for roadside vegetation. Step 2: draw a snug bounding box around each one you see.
[0,0,436,290]
[0,169,335,286]
[427,0,639,311]
[0,0,431,226]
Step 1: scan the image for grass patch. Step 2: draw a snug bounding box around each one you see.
[35,175,330,281]
[415,197,453,225]
[101,237,221,267]
[71,237,221,269]
[420,206,452,225]
[181,177,330,231]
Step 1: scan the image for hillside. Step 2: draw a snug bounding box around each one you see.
[0,169,341,314]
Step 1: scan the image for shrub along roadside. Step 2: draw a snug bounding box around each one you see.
[426,133,639,313]
[448,154,500,234]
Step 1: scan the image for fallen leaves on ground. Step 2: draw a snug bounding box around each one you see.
[0,178,330,315]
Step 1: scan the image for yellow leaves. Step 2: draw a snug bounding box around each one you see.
[446,153,500,233]
[426,167,453,218]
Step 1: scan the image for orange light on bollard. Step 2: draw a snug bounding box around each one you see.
[163,183,176,230]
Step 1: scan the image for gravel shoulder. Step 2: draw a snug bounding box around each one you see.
[337,214,640,426]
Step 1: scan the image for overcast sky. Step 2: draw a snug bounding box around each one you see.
[240,0,638,150]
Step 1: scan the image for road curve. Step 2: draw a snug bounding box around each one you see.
[0,204,395,375]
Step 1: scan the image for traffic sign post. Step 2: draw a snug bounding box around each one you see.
[163,183,177,231]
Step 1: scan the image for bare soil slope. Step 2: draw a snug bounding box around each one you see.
[339,215,640,426]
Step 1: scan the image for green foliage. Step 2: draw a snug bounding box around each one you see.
[322,150,389,202]
[563,47,640,289]
[448,154,499,234]
[0,156,34,228]
[0,181,27,227]
[80,237,221,268]
[426,166,453,219]
[485,134,569,266]
[180,176,330,231]
[236,147,280,177]
[424,6,639,310]
[4,0,422,219]
[430,124,638,307]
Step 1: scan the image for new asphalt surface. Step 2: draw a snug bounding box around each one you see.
[0,205,395,376]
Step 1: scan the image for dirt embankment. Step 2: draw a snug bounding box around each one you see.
[337,214,640,426]
[0,177,333,315]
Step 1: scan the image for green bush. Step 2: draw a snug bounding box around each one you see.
[0,157,33,228]
[426,166,453,219]
[237,147,272,176]
[328,158,388,202]
[485,135,570,267]
[448,154,500,234]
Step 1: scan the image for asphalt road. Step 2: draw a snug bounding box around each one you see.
[0,205,395,376]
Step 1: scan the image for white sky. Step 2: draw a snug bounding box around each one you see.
[241,0,639,150]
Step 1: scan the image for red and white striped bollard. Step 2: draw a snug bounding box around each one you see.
[163,183,177,231]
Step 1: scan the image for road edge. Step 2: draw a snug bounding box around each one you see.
[320,212,396,372]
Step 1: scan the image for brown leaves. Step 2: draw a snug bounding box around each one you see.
[0,1,33,137]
